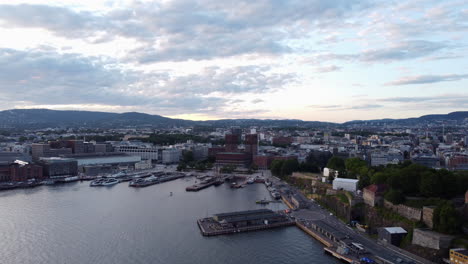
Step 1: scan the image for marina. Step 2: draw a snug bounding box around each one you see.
[0,176,341,264]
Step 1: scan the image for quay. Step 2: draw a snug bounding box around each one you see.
[130,173,185,187]
[186,177,225,191]
[197,209,295,236]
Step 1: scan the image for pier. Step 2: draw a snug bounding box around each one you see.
[197,209,295,236]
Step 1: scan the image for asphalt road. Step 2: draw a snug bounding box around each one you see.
[264,173,426,264]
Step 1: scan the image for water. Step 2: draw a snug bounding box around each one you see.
[0,178,340,264]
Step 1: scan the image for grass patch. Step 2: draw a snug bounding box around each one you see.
[336,193,350,205]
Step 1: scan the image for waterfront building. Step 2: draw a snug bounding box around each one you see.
[114,145,159,161]
[162,149,181,164]
[39,157,78,177]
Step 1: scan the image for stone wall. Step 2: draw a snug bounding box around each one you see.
[384,200,422,221]
[422,206,435,228]
[412,228,453,250]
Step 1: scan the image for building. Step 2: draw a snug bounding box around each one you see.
[0,161,43,182]
[39,157,78,177]
[135,159,152,170]
[370,151,403,167]
[450,248,468,264]
[192,145,209,161]
[363,184,388,207]
[162,149,181,164]
[378,227,407,246]
[212,209,289,228]
[411,155,440,168]
[216,152,251,168]
[272,136,293,146]
[332,178,359,192]
[244,134,258,156]
[446,153,468,170]
[115,145,159,161]
[10,161,44,181]
[31,143,72,161]
[225,134,240,152]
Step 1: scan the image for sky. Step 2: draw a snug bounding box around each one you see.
[0,0,467,123]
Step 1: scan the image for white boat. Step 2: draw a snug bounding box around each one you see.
[111,171,127,178]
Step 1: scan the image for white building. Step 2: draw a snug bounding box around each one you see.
[114,145,159,161]
[135,159,152,170]
[332,178,359,192]
[162,149,181,164]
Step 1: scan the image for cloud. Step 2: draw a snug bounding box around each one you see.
[308,104,382,110]
[377,94,468,110]
[0,47,293,117]
[385,73,468,85]
[251,99,264,104]
[0,1,372,62]
[314,65,341,73]
[359,40,448,62]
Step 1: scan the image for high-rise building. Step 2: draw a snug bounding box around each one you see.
[225,134,240,152]
[244,134,258,156]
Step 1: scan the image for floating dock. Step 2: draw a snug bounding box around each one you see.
[197,209,295,236]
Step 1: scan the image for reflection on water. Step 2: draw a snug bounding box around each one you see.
[0,178,339,264]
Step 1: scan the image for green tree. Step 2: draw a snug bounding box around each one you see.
[419,171,442,197]
[371,172,388,184]
[345,157,367,177]
[358,174,371,190]
[270,160,284,177]
[177,162,187,171]
[182,150,194,163]
[433,201,462,234]
[280,159,299,179]
[327,156,346,171]
[384,189,405,204]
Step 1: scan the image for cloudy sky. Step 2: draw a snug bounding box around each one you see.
[0,0,467,122]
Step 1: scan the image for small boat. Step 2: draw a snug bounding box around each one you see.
[247,177,255,184]
[170,192,173,196]
[256,199,269,205]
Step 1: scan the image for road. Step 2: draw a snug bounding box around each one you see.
[263,171,428,264]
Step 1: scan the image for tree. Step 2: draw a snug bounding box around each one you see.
[280,159,299,179]
[177,162,187,171]
[327,156,346,172]
[433,201,462,234]
[384,189,405,204]
[306,150,332,169]
[345,157,367,177]
[371,172,387,184]
[358,174,371,190]
[270,160,284,177]
[182,150,194,163]
[419,171,442,197]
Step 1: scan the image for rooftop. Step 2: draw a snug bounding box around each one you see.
[383,227,407,234]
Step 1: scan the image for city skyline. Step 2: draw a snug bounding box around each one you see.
[0,0,467,122]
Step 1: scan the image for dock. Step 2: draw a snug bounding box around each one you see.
[197,209,295,236]
[186,180,217,191]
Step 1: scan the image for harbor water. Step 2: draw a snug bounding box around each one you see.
[0,177,340,264]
